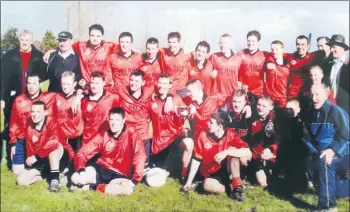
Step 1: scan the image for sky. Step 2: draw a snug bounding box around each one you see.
[1,1,349,53]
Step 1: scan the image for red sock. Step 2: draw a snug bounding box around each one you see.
[231,177,242,189]
[96,184,107,193]
[181,167,188,178]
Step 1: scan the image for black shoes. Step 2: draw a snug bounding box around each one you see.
[231,186,245,202]
[48,179,60,192]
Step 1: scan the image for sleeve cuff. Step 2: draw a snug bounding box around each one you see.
[193,156,202,162]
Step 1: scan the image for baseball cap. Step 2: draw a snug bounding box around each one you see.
[57,31,73,41]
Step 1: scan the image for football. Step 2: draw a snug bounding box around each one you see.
[145,168,170,188]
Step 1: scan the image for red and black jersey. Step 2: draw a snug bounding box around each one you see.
[9,92,56,145]
[238,49,267,97]
[52,92,84,139]
[81,90,120,145]
[264,58,290,108]
[248,113,278,162]
[210,51,242,96]
[188,54,215,95]
[74,126,146,183]
[72,41,118,86]
[193,129,249,178]
[150,94,185,154]
[138,53,162,88]
[26,117,74,159]
[109,86,152,141]
[159,48,190,91]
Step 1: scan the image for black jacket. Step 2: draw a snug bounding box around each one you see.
[47,50,81,92]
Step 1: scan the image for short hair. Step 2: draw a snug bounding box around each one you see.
[159,72,172,84]
[211,111,230,129]
[26,72,41,83]
[119,32,133,43]
[130,70,145,80]
[247,30,261,41]
[88,24,104,35]
[296,35,310,45]
[309,65,324,74]
[32,100,46,110]
[221,33,232,38]
[109,107,125,118]
[317,36,330,43]
[168,32,181,41]
[91,71,105,81]
[146,37,159,46]
[286,98,300,108]
[18,30,33,38]
[195,41,210,53]
[233,88,248,98]
[61,71,76,81]
[258,95,275,106]
[271,40,284,48]
[186,79,201,87]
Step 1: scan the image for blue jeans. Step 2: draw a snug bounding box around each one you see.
[12,139,26,165]
[318,154,349,209]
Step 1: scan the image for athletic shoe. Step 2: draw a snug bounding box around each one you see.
[48,179,60,192]
[314,207,338,212]
[230,186,245,202]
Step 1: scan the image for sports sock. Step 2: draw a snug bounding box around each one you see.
[51,169,60,181]
[231,177,242,190]
[96,184,107,193]
[181,166,188,178]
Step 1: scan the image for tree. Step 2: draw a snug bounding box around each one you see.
[1,27,18,49]
[40,30,58,52]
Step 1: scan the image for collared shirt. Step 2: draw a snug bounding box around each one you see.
[329,55,346,98]
[58,48,75,59]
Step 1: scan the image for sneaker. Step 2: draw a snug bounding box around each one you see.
[314,207,338,212]
[230,186,245,202]
[48,179,60,192]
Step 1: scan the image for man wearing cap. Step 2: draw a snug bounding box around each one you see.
[324,34,349,114]
[47,31,81,93]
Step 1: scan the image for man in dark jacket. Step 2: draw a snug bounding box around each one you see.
[47,31,81,93]
[0,30,47,169]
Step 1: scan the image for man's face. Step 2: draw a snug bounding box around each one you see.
[18,34,33,52]
[257,99,273,117]
[26,76,41,96]
[61,76,76,95]
[31,104,46,124]
[310,67,323,85]
[232,95,246,113]
[90,77,105,94]
[330,45,345,59]
[317,38,330,54]
[146,43,158,59]
[195,45,208,61]
[296,38,309,56]
[89,30,103,46]
[311,85,327,110]
[271,43,284,59]
[157,77,172,95]
[129,75,144,92]
[109,113,125,133]
[119,36,132,53]
[247,35,259,52]
[168,37,180,53]
[208,118,220,134]
[187,83,202,102]
[219,36,232,53]
[286,101,300,117]
[59,39,73,52]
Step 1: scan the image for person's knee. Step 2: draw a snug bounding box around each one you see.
[203,178,225,194]
[17,173,31,186]
[12,165,25,176]
[181,138,194,151]
[240,156,251,167]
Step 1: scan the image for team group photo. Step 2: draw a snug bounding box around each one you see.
[0,1,349,212]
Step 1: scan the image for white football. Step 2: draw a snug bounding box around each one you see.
[71,172,80,185]
[145,168,169,188]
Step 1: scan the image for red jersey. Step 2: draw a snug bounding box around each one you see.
[138,54,162,88]
[159,48,190,91]
[150,94,185,154]
[264,59,290,107]
[81,90,120,145]
[238,49,267,97]
[52,92,84,139]
[193,129,248,177]
[26,117,74,159]
[72,41,118,86]
[109,86,152,141]
[9,92,56,144]
[188,55,215,95]
[108,51,142,87]
[210,51,242,96]
[74,126,146,183]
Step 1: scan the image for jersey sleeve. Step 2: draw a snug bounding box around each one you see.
[131,131,147,183]
[193,131,205,161]
[230,131,249,149]
[74,134,102,171]
[9,99,20,145]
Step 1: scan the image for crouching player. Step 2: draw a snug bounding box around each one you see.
[17,101,70,192]
[70,107,146,196]
[183,111,252,202]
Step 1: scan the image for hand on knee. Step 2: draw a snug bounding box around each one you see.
[256,170,268,188]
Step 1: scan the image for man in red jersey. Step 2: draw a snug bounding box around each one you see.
[159,32,191,97]
[149,73,194,181]
[188,41,215,95]
[138,37,163,89]
[16,101,67,192]
[70,107,146,196]
[210,34,242,96]
[9,73,56,176]
[183,111,252,202]
[108,32,142,87]
[264,40,290,108]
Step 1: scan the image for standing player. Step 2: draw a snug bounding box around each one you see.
[108,32,142,87]
[70,107,146,196]
[183,111,252,202]
[210,34,242,97]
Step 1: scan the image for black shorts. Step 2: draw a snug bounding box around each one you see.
[150,136,184,168]
[93,164,128,186]
[31,157,50,172]
[194,159,231,186]
[250,159,275,172]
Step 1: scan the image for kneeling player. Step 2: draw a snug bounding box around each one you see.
[70,107,146,196]
[16,101,66,192]
[183,111,252,202]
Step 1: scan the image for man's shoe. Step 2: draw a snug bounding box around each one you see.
[48,179,60,192]
[314,206,338,212]
[230,186,245,202]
